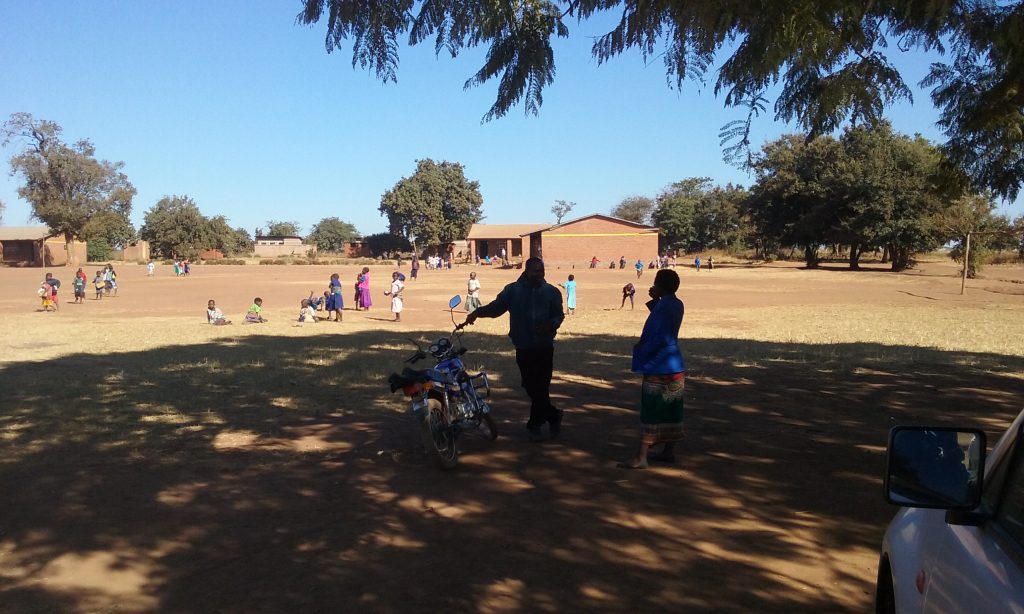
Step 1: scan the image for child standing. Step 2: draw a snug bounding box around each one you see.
[93,271,105,300]
[384,271,404,322]
[245,297,268,323]
[559,274,577,315]
[326,273,343,322]
[147,261,155,276]
[357,267,372,310]
[635,259,644,278]
[466,271,481,312]
[73,273,86,303]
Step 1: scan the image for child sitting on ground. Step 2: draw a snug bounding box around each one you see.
[297,298,318,324]
[245,297,268,323]
[207,299,231,325]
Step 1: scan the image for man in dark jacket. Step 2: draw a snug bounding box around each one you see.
[461,257,565,441]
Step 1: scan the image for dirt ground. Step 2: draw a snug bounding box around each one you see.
[1,257,1022,612]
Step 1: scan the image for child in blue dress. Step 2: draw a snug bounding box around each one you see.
[559,274,577,315]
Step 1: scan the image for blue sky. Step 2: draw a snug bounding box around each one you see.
[1,2,1020,237]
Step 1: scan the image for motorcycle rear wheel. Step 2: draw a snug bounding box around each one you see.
[420,398,458,469]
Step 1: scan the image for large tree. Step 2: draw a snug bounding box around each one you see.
[297,1,1024,199]
[206,215,253,256]
[2,113,136,266]
[140,195,212,259]
[308,217,360,252]
[652,178,710,252]
[833,123,949,271]
[746,135,843,267]
[379,159,483,245]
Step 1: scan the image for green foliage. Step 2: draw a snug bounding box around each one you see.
[362,232,411,257]
[379,159,483,245]
[2,112,136,266]
[200,258,247,265]
[140,195,212,259]
[652,178,710,252]
[81,210,136,249]
[264,220,301,237]
[551,200,575,224]
[86,238,113,262]
[207,215,252,256]
[611,195,654,225]
[746,135,844,267]
[308,217,360,252]
[653,179,751,253]
[297,1,1024,199]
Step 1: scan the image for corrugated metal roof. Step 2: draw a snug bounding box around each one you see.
[0,226,54,241]
[466,223,550,239]
[546,213,657,231]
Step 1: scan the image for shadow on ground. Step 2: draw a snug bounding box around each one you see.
[1,331,1021,612]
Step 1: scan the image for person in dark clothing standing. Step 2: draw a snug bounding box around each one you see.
[460,257,565,442]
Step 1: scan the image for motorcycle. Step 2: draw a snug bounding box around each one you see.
[387,295,498,469]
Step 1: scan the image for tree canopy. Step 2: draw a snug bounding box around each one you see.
[308,217,360,252]
[2,113,136,266]
[611,195,655,225]
[379,159,483,245]
[138,195,253,259]
[264,220,301,237]
[298,0,1024,200]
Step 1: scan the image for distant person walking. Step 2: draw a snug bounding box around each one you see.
[619,256,626,269]
[147,261,155,276]
[559,274,577,315]
[694,256,701,272]
[466,271,482,312]
[707,256,714,271]
[635,259,644,278]
[460,257,565,442]
[410,255,420,280]
[619,269,686,469]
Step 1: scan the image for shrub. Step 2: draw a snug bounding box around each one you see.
[87,239,113,262]
[201,259,247,265]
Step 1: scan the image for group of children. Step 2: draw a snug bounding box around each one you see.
[38,266,118,311]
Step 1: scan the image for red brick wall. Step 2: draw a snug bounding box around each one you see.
[539,218,659,268]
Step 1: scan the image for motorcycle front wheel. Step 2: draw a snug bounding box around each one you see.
[420,398,458,469]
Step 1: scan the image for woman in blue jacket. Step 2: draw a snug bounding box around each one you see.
[619,269,685,469]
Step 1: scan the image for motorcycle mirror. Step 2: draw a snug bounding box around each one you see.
[448,295,462,309]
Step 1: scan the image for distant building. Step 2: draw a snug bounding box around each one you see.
[0,226,87,266]
[254,235,309,258]
[122,240,151,262]
[467,215,659,267]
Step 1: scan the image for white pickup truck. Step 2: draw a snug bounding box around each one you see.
[876,408,1024,612]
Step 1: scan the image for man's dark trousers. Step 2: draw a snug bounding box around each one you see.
[515,346,557,429]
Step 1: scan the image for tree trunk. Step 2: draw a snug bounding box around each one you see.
[803,244,819,268]
[64,231,76,267]
[889,244,911,272]
[848,242,861,270]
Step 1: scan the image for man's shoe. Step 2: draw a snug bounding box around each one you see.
[549,409,563,440]
[527,426,545,442]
